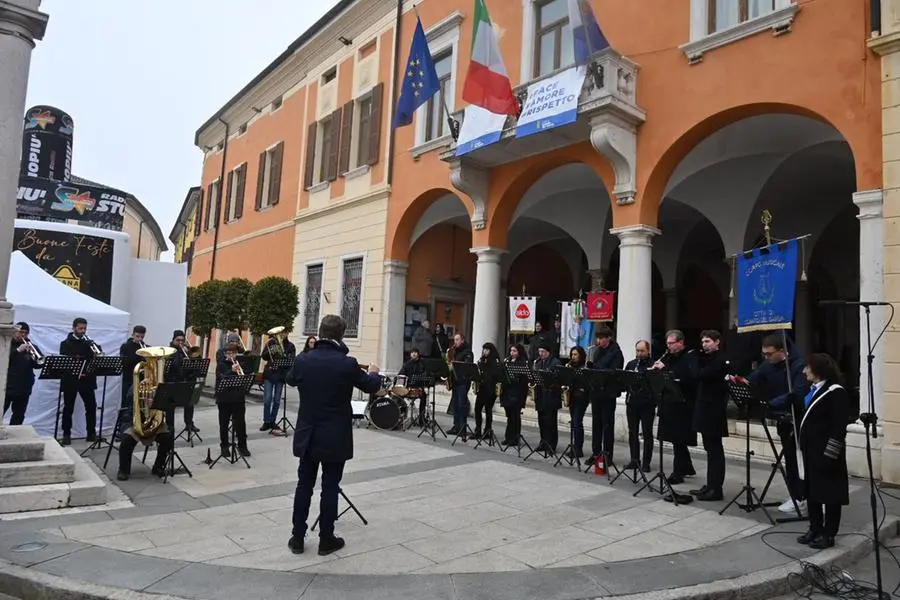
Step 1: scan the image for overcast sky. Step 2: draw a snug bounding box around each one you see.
[24,0,335,258]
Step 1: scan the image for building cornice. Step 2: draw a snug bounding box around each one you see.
[170,186,201,242]
[868,30,900,56]
[293,186,391,224]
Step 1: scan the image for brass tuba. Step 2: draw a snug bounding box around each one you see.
[132,346,176,439]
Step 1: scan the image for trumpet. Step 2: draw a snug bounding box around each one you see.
[230,357,245,376]
[233,331,247,353]
[84,334,103,356]
[24,339,45,365]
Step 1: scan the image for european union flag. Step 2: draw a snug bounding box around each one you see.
[393,17,441,128]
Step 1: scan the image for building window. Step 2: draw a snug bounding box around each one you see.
[205,179,220,231]
[271,95,283,111]
[425,51,453,142]
[318,116,335,183]
[238,123,247,136]
[255,142,283,209]
[340,257,363,339]
[225,163,246,222]
[303,264,323,335]
[707,0,775,32]
[356,95,373,166]
[322,66,337,85]
[534,0,574,78]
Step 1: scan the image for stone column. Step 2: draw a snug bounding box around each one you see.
[380,259,408,374]
[470,247,506,351]
[854,189,885,416]
[498,280,508,350]
[0,1,48,423]
[663,288,678,331]
[609,225,659,354]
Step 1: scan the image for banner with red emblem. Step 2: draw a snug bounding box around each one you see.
[585,291,615,322]
[508,296,537,334]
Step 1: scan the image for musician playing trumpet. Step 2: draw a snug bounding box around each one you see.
[215,344,250,458]
[4,322,42,425]
[58,317,102,446]
[260,326,296,435]
[473,343,502,440]
[170,331,199,434]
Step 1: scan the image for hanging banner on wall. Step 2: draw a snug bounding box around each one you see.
[515,66,585,138]
[586,291,615,322]
[508,296,537,334]
[13,227,115,304]
[736,240,799,333]
[456,105,507,156]
[16,176,127,231]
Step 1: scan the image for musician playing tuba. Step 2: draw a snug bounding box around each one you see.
[117,345,176,481]
[4,322,43,426]
[473,343,501,441]
[119,325,148,428]
[216,343,251,458]
[261,326,296,435]
[58,317,103,446]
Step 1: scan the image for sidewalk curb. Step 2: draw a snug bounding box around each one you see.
[1,517,896,600]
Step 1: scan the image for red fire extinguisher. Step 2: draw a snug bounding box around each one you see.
[594,456,606,476]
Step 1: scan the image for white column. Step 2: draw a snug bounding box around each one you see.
[497,281,507,350]
[610,225,659,354]
[0,2,48,424]
[379,259,408,374]
[854,189,885,416]
[470,247,506,351]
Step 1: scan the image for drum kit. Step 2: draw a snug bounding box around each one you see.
[367,374,425,431]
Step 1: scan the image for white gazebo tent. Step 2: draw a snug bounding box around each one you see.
[5,251,130,437]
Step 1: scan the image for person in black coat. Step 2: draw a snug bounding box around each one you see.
[564,346,590,459]
[260,331,297,435]
[473,343,501,439]
[500,344,528,446]
[4,322,42,425]
[119,325,147,406]
[624,340,654,471]
[796,353,851,549]
[533,342,562,453]
[168,330,199,433]
[215,344,250,458]
[58,317,102,445]
[286,315,382,556]
[399,347,428,425]
[652,329,698,484]
[447,333,474,436]
[588,325,624,465]
[691,330,729,501]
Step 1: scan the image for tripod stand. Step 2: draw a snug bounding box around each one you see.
[269,357,295,434]
[417,361,446,441]
[311,488,368,531]
[174,358,210,447]
[80,356,122,455]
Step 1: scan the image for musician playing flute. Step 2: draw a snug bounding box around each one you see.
[216,343,251,458]
[690,330,729,501]
[4,322,42,425]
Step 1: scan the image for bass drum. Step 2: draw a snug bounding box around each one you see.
[369,396,408,430]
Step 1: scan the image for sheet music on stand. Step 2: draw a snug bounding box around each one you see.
[41,356,86,441]
[645,370,685,405]
[181,358,211,381]
[215,374,255,395]
[150,382,196,482]
[269,357,294,371]
[80,356,123,454]
[406,373,433,389]
[726,378,767,420]
[451,361,479,384]
[583,369,625,398]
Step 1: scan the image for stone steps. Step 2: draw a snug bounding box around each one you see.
[0,440,74,487]
[0,425,44,463]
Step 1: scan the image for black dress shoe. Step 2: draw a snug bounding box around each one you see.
[642,463,652,473]
[685,467,697,476]
[60,435,71,446]
[797,529,818,545]
[151,464,166,478]
[472,429,482,439]
[809,534,835,549]
[85,431,96,442]
[624,460,640,470]
[668,473,685,485]
[288,536,304,554]
[116,471,129,481]
[689,485,708,496]
[696,488,723,501]
[318,536,345,556]
[447,427,460,436]
[238,446,251,457]
[260,422,272,432]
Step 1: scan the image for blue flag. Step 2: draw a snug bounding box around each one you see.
[567,0,610,66]
[736,240,800,333]
[393,18,441,128]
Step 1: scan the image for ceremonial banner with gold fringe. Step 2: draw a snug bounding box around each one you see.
[585,291,615,322]
[736,240,799,333]
[508,296,537,334]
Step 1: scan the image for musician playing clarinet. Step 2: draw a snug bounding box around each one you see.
[501,344,528,446]
[624,340,654,472]
[216,344,250,458]
[4,322,42,425]
[473,343,501,440]
[690,330,729,501]
[59,317,102,446]
[565,346,590,459]
[533,342,562,454]
[447,333,474,437]
[587,326,624,466]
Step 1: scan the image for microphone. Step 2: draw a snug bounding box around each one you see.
[819,300,892,307]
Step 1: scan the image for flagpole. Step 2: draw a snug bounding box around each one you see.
[412,4,460,140]
[574,0,603,89]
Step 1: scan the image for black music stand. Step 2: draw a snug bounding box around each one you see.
[418,359,447,441]
[269,357,295,434]
[174,358,210,446]
[523,369,557,462]
[500,361,535,457]
[208,374,255,470]
[41,356,85,442]
[579,369,624,478]
[406,372,431,430]
[553,366,585,469]
[473,360,503,450]
[450,361,479,445]
[80,356,123,455]
[755,405,808,524]
[608,370,650,486]
[311,488,368,531]
[150,382,195,483]
[719,378,776,523]
[634,371,689,504]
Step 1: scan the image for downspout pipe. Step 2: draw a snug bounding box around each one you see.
[386,0,403,186]
[872,0,882,35]
[209,118,230,281]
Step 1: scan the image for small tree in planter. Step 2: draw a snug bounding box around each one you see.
[247,276,300,341]
[188,280,221,355]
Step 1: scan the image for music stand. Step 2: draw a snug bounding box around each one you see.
[311,488,368,531]
[579,369,624,477]
[500,361,535,457]
[208,374,255,470]
[634,370,687,504]
[41,356,85,442]
[523,368,557,462]
[717,378,776,523]
[406,372,431,431]
[472,361,503,450]
[268,357,295,434]
[608,370,650,486]
[175,358,210,446]
[449,361,479,445]
[418,359,447,441]
[755,407,808,525]
[80,356,123,455]
[553,366,584,469]
[149,382,195,483]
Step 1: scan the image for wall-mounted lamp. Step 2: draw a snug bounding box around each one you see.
[339,36,352,45]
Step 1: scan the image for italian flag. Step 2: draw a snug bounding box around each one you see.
[462,0,519,116]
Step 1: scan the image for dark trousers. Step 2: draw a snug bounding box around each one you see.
[626,402,655,467]
[62,382,97,436]
[703,434,726,491]
[451,383,470,430]
[164,406,195,431]
[591,396,616,460]
[218,402,247,448]
[569,399,589,454]
[808,502,842,537]
[118,431,173,475]
[474,393,496,432]
[537,409,559,450]
[292,458,345,539]
[3,393,29,425]
[776,420,804,499]
[504,406,522,444]
[673,443,694,475]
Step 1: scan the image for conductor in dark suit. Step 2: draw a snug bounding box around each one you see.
[286,315,382,557]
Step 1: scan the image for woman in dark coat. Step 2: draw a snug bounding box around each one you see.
[796,353,851,549]
[473,342,501,439]
[565,346,590,459]
[500,344,528,447]
[692,330,729,501]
